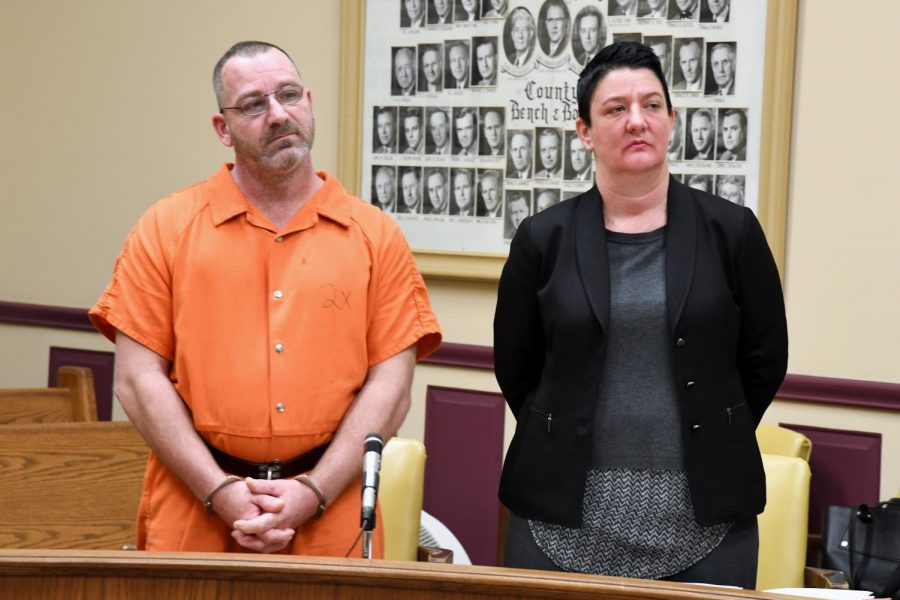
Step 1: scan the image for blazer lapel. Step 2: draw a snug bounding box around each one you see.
[575,187,610,333]
[665,177,697,332]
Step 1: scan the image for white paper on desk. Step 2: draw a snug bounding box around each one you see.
[765,588,873,599]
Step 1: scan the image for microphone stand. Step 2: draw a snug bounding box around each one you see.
[362,528,373,559]
[360,433,383,560]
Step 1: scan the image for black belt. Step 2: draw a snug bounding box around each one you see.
[205,441,329,480]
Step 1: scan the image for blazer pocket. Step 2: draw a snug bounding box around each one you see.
[528,405,553,434]
[725,401,748,427]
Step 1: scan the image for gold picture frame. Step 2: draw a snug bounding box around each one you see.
[338,0,797,281]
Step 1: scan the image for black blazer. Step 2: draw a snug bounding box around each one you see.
[494,179,788,527]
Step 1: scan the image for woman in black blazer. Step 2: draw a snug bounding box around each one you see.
[493,42,787,588]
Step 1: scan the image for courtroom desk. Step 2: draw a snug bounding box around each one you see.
[0,550,802,600]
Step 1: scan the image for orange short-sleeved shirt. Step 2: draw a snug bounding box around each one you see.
[90,164,441,555]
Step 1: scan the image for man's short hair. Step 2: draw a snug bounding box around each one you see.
[692,107,714,123]
[375,165,395,181]
[402,107,422,122]
[447,40,468,56]
[509,7,535,31]
[213,41,297,108]
[710,42,736,61]
[476,37,497,53]
[456,106,477,123]
[481,169,500,183]
[426,166,445,179]
[376,106,395,121]
[577,41,672,126]
[721,108,746,130]
[539,128,561,144]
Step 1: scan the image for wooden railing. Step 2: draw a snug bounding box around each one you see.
[0,550,802,600]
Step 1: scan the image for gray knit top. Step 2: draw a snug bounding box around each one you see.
[528,227,731,577]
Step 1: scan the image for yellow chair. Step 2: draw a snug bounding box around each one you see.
[757,453,811,590]
[380,437,426,561]
[756,424,812,462]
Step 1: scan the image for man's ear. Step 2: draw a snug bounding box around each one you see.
[212,114,233,147]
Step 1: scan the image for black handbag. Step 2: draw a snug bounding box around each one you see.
[822,498,900,600]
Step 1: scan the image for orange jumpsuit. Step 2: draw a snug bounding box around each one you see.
[90,165,441,555]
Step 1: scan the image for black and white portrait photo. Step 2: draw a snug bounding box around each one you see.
[705,41,736,96]
[537,0,571,59]
[640,0,670,19]
[400,106,424,155]
[450,167,476,216]
[534,127,563,179]
[672,37,703,92]
[700,0,730,23]
[424,167,451,215]
[444,39,470,89]
[504,7,537,67]
[359,0,769,256]
[613,32,644,45]
[686,173,713,193]
[645,35,673,85]
[609,0,639,18]
[372,106,398,154]
[669,0,700,21]
[535,187,561,213]
[425,107,452,155]
[668,108,685,161]
[716,108,747,161]
[572,6,606,66]
[564,131,593,181]
[401,0,427,28]
[504,190,532,239]
[477,169,504,218]
[472,37,498,86]
[397,166,424,214]
[452,107,479,156]
[686,107,716,160]
[479,107,505,157]
[506,129,534,179]
[418,43,444,92]
[454,0,479,22]
[428,0,453,25]
[391,47,417,96]
[482,0,508,19]
[371,165,397,212]
[715,174,745,206]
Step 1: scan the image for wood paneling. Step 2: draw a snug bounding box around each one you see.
[48,347,114,422]
[423,386,505,566]
[0,422,147,550]
[781,423,881,535]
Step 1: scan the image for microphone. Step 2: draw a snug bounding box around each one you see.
[360,433,384,532]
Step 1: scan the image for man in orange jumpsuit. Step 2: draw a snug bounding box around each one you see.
[90,41,442,556]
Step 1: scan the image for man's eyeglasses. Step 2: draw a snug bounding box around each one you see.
[220,85,305,117]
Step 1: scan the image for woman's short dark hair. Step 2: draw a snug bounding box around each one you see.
[577,41,672,125]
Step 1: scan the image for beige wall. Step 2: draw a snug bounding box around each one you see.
[785,1,900,384]
[1,1,897,495]
[0,0,341,309]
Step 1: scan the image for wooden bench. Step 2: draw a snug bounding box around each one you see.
[0,421,147,550]
[0,366,97,424]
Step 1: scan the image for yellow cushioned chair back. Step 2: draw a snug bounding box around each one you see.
[756,453,811,590]
[380,437,426,561]
[756,424,812,462]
